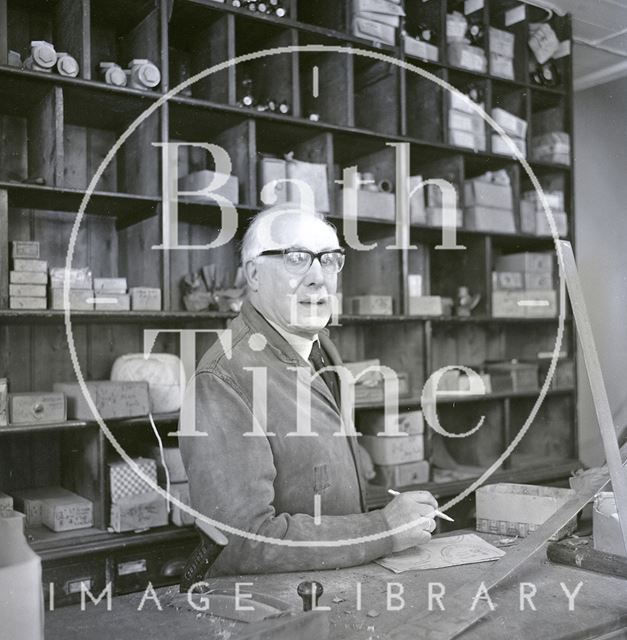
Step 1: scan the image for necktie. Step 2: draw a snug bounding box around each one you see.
[309,340,341,407]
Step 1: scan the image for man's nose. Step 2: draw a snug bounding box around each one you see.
[303,256,325,286]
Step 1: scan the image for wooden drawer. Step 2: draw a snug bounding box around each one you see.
[43,555,107,608]
[111,541,197,595]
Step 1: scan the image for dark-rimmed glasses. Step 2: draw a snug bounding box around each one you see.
[256,247,345,275]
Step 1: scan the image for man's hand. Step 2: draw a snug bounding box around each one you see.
[382,491,438,553]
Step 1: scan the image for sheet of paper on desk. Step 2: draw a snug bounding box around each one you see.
[375,534,505,573]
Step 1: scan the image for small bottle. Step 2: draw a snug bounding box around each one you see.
[274,6,286,18]
[467,21,484,46]
[467,84,484,104]
[239,77,255,107]
[278,100,290,114]
[0,511,44,640]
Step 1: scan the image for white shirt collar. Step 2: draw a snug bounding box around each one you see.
[266,318,317,362]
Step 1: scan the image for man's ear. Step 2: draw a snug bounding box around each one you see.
[244,260,260,292]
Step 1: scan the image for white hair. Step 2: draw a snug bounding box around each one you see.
[240,204,338,265]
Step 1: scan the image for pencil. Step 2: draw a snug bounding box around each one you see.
[387,489,455,522]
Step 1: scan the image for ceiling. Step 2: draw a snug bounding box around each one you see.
[523,0,627,90]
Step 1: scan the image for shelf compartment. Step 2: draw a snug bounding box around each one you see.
[89,0,160,83]
[297,32,354,127]
[488,0,528,84]
[293,0,348,33]
[168,1,234,102]
[1,0,89,77]
[62,83,162,196]
[0,78,63,186]
[353,54,400,137]
[0,426,105,528]
[405,66,445,144]
[234,15,297,116]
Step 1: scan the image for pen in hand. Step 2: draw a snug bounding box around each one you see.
[387,489,455,522]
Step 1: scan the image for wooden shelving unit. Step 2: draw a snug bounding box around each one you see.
[0,0,577,605]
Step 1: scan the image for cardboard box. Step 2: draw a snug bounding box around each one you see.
[109,457,158,502]
[519,200,536,235]
[361,434,424,465]
[476,483,577,540]
[169,482,194,527]
[489,27,515,58]
[53,380,150,420]
[94,278,128,293]
[448,42,487,73]
[539,359,575,390]
[446,12,467,41]
[522,190,565,212]
[9,297,46,310]
[408,296,453,317]
[49,267,92,289]
[12,487,78,527]
[353,17,396,45]
[8,392,66,425]
[94,294,131,311]
[356,11,401,27]
[486,361,538,393]
[426,206,463,229]
[490,52,514,79]
[465,206,516,233]
[492,271,524,290]
[524,271,553,290]
[407,274,423,297]
[130,287,161,311]
[449,109,474,133]
[341,189,395,222]
[353,373,410,405]
[258,156,287,205]
[403,35,438,62]
[374,460,430,489]
[10,270,47,285]
[11,241,40,259]
[178,169,239,205]
[492,291,526,318]
[593,492,626,557]
[535,210,568,237]
[532,132,570,164]
[491,108,527,138]
[492,134,526,157]
[145,446,188,484]
[449,128,476,149]
[13,258,47,272]
[41,492,93,532]
[0,491,13,516]
[285,157,330,213]
[9,284,46,298]
[495,252,553,273]
[449,91,477,115]
[425,182,460,209]
[359,410,424,436]
[408,175,426,225]
[522,290,557,317]
[464,178,513,210]
[348,295,393,316]
[110,491,168,533]
[0,378,7,427]
[354,0,405,16]
[50,288,94,311]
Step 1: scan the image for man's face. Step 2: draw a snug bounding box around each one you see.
[249,214,340,338]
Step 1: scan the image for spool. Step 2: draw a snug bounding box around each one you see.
[378,178,394,193]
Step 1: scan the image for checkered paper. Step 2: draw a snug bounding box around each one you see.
[109,457,157,502]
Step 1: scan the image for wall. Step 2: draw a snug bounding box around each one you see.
[574,76,627,466]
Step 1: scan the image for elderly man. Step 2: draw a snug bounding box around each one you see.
[179,205,437,576]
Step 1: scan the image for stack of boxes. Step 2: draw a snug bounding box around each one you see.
[520,189,568,237]
[446,11,487,73]
[491,107,527,157]
[492,252,556,318]
[464,170,516,234]
[10,486,93,532]
[448,91,486,151]
[344,359,409,405]
[532,131,570,165]
[352,0,405,47]
[109,457,168,532]
[9,242,47,310]
[359,411,429,488]
[49,267,94,310]
[489,27,515,80]
[144,446,193,527]
[94,277,130,311]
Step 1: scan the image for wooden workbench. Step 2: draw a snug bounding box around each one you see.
[46,533,627,640]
